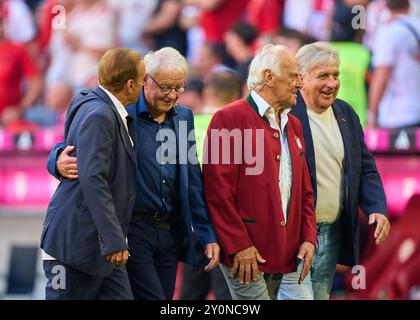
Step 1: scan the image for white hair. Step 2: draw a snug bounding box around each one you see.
[295,41,340,76]
[247,44,290,91]
[144,47,188,76]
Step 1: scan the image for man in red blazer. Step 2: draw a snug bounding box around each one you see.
[202,44,317,300]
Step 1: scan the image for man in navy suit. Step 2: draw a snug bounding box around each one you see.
[41,48,145,299]
[47,47,220,300]
[278,42,391,300]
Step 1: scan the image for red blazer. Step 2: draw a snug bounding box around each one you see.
[202,97,317,274]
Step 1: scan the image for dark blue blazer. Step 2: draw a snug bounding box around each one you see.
[42,87,137,276]
[291,93,388,266]
[126,101,217,266]
[47,99,217,267]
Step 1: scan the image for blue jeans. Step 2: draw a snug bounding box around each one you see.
[278,221,341,300]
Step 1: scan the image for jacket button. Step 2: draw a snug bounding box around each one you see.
[129,195,135,201]
[273,132,279,139]
[276,154,280,161]
[280,220,286,227]
[98,233,105,246]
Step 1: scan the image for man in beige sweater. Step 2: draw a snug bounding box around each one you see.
[278,42,391,300]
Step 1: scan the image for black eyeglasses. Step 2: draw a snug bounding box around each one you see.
[147,74,186,95]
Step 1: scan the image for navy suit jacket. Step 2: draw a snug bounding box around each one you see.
[291,93,388,266]
[47,99,217,267]
[42,87,137,276]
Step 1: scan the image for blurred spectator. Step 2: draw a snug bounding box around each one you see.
[308,0,334,40]
[331,0,370,42]
[37,0,61,53]
[25,82,73,128]
[364,0,419,51]
[274,27,316,53]
[1,0,36,43]
[185,0,249,43]
[0,12,42,126]
[283,0,314,33]
[412,0,420,16]
[368,0,420,128]
[195,42,228,78]
[183,71,242,180]
[177,77,204,114]
[331,42,371,126]
[224,22,258,82]
[24,0,42,11]
[363,0,391,51]
[246,0,285,36]
[107,0,158,54]
[143,0,187,56]
[43,0,73,88]
[283,0,334,41]
[180,4,204,64]
[200,69,242,115]
[65,0,116,90]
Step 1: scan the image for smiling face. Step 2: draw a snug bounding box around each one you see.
[301,63,340,113]
[143,68,186,118]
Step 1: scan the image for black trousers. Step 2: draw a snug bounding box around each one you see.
[126,218,179,300]
[180,235,232,300]
[43,260,133,300]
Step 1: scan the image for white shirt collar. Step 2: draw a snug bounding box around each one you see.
[250,90,291,132]
[251,90,271,117]
[100,86,133,146]
[100,85,129,122]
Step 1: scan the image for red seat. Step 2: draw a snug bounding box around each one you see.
[342,194,420,299]
[393,251,420,299]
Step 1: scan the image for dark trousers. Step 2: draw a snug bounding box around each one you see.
[43,260,133,300]
[180,236,232,300]
[126,218,179,300]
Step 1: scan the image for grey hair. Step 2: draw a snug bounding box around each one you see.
[144,47,188,76]
[247,44,290,91]
[295,41,340,76]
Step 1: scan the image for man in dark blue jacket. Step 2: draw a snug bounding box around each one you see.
[47,47,220,300]
[41,48,145,299]
[278,42,391,300]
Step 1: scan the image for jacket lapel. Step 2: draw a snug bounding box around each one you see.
[332,102,351,213]
[93,87,137,165]
[246,95,270,125]
[126,102,138,144]
[332,103,351,167]
[292,94,316,176]
[173,109,189,219]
